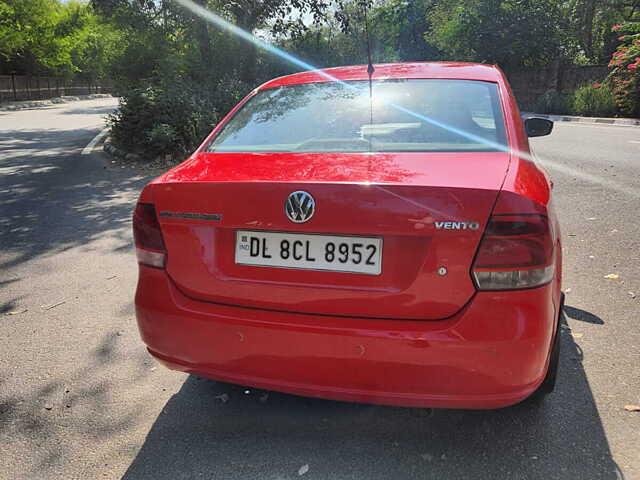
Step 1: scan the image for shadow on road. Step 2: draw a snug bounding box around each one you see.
[121,310,621,480]
[0,128,149,271]
[0,330,155,478]
[564,305,605,325]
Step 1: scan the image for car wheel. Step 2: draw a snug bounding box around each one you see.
[524,293,564,404]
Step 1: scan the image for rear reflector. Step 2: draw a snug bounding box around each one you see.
[133,203,166,268]
[473,214,553,290]
[135,248,166,268]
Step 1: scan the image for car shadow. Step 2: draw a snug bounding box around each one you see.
[121,309,621,480]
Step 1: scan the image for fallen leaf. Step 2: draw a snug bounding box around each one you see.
[628,292,637,299]
[106,275,117,280]
[215,393,229,404]
[298,464,309,476]
[6,309,27,315]
[572,332,583,339]
[604,274,619,279]
[623,405,640,412]
[41,301,65,310]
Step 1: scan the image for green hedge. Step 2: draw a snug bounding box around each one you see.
[532,84,617,117]
[109,76,250,160]
[570,84,617,117]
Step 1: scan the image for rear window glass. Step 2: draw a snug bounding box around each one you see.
[207,79,507,153]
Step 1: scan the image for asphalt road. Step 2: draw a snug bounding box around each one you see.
[1,99,639,480]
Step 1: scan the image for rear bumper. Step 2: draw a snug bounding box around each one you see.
[135,266,559,409]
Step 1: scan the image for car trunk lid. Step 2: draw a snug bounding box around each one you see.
[152,151,510,320]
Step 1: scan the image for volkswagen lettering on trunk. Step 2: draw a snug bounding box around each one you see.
[133,62,563,409]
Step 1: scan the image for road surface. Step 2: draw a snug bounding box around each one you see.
[1,99,638,479]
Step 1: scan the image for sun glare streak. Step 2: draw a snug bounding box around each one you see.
[173,0,638,199]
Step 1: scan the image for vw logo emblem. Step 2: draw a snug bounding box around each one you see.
[285,191,315,223]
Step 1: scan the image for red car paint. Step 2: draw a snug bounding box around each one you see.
[134,62,562,409]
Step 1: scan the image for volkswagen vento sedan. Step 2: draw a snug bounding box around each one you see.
[133,62,563,409]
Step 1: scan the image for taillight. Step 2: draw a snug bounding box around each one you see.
[133,203,166,268]
[472,214,554,290]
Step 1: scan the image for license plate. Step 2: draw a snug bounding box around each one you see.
[235,230,382,275]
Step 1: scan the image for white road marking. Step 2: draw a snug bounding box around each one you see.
[81,127,110,155]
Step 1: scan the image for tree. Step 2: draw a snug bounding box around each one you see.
[370,0,441,62]
[427,0,568,69]
[0,0,124,77]
[0,0,62,74]
[215,0,334,81]
[570,0,640,63]
[608,21,640,115]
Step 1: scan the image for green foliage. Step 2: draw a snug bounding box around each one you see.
[0,0,124,78]
[109,74,250,159]
[6,0,637,159]
[570,83,617,116]
[427,0,568,69]
[608,22,640,116]
[369,0,441,62]
[568,0,633,63]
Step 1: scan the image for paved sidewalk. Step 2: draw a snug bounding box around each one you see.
[523,112,640,127]
[0,93,113,112]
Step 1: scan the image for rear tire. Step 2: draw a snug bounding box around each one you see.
[524,293,564,404]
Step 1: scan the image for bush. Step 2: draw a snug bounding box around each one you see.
[570,83,617,117]
[608,22,640,117]
[533,90,569,114]
[109,75,250,160]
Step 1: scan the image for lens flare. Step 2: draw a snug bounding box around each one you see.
[173,0,638,199]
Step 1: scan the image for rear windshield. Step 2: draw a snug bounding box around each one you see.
[207,79,507,153]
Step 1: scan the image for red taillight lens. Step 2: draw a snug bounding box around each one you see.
[473,214,554,290]
[133,203,166,268]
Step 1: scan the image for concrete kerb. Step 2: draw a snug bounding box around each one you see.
[0,93,113,112]
[523,112,640,127]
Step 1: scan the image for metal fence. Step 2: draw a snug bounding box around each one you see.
[0,75,112,103]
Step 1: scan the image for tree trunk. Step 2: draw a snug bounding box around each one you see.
[194,0,212,69]
[579,0,597,60]
[236,12,258,83]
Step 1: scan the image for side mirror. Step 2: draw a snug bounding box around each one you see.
[524,117,554,137]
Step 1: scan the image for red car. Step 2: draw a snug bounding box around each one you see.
[133,62,562,409]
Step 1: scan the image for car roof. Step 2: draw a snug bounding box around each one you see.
[258,62,505,90]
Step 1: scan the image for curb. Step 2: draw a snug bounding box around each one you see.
[523,112,640,127]
[0,93,113,112]
[103,138,141,162]
[103,136,179,172]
